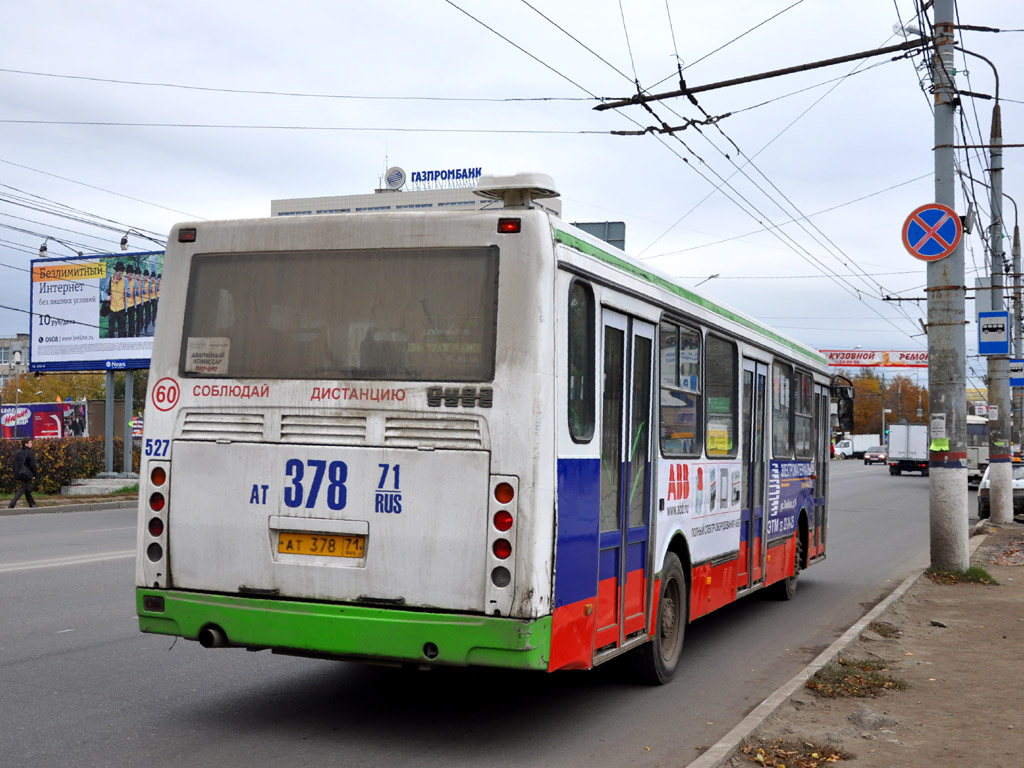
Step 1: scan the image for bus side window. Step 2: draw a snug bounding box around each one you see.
[568,280,595,442]
[659,322,702,457]
[772,362,794,458]
[705,335,737,457]
[794,372,814,459]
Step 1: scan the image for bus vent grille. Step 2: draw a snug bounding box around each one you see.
[384,417,483,449]
[281,415,367,445]
[180,412,265,441]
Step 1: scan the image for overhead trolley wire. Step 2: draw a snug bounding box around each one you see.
[0,157,201,222]
[0,66,593,103]
[438,2,923,342]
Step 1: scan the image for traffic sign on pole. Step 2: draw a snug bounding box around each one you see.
[902,203,963,261]
[979,310,1010,355]
[1010,359,1024,387]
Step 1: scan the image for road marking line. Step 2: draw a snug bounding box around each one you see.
[0,550,134,573]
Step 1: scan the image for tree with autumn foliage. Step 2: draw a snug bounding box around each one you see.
[835,368,929,437]
[0,371,148,413]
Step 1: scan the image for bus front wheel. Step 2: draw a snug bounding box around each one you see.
[636,552,687,685]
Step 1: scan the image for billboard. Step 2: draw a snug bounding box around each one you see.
[1,401,89,440]
[29,251,164,372]
[820,350,928,368]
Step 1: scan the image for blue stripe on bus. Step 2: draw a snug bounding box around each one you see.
[555,458,600,608]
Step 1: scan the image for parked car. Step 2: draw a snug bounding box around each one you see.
[863,446,887,465]
[977,464,1024,519]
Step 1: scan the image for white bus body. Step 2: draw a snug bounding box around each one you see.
[136,174,831,683]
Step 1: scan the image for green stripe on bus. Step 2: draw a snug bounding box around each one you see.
[136,589,551,671]
[553,229,827,366]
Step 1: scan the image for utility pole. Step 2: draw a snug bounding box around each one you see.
[928,0,969,570]
[1013,224,1022,450]
[988,103,1014,524]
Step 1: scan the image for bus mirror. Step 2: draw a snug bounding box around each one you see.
[833,387,854,432]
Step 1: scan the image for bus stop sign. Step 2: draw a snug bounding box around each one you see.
[902,203,962,261]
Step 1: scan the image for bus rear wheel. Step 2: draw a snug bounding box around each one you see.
[776,535,802,601]
[636,552,687,684]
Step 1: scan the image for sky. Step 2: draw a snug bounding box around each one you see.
[2,0,1022,392]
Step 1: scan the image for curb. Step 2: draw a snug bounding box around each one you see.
[0,499,137,517]
[683,531,991,768]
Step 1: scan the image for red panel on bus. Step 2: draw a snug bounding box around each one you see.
[549,599,596,671]
[622,569,647,635]
[594,576,618,649]
[764,537,795,585]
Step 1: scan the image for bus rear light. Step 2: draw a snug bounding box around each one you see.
[491,566,511,587]
[494,482,514,503]
[151,466,166,486]
[148,517,165,537]
[493,539,512,559]
[497,218,521,234]
[142,595,164,612]
[149,493,166,512]
[178,227,197,242]
[146,542,163,562]
[493,510,513,532]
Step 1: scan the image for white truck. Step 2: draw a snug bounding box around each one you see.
[834,434,880,460]
[887,423,929,476]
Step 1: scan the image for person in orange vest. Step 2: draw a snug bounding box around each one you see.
[152,272,161,328]
[126,264,138,337]
[106,262,127,338]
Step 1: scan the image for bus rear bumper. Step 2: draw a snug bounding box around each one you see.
[136,589,551,671]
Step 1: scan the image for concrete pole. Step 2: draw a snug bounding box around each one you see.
[1013,225,1022,450]
[928,0,969,570]
[104,370,114,473]
[122,370,133,474]
[988,104,1014,524]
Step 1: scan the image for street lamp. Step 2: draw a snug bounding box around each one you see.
[11,345,22,413]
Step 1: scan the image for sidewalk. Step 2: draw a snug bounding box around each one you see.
[700,523,1024,768]
[0,496,137,515]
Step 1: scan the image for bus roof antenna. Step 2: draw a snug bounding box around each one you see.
[474,172,560,210]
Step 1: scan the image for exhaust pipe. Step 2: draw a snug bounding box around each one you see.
[198,625,228,648]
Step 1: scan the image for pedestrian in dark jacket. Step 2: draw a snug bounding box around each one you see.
[9,438,38,508]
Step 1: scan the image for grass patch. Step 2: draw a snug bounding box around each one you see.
[740,738,848,766]
[112,483,139,495]
[867,620,901,638]
[926,565,998,585]
[806,656,906,698]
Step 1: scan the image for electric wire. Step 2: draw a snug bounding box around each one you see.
[0,158,201,222]
[646,0,807,90]
[0,67,592,103]
[503,4,926,341]
[655,173,930,258]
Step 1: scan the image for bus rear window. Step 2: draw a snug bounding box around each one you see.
[179,247,499,381]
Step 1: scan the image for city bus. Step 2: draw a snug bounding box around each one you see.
[135,172,835,684]
[966,414,989,487]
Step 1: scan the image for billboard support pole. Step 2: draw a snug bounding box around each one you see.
[104,370,114,473]
[123,370,133,474]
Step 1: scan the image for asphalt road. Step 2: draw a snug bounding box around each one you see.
[0,462,971,768]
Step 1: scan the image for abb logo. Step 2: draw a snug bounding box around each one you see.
[667,463,703,501]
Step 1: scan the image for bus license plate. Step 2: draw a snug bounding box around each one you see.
[277,532,365,559]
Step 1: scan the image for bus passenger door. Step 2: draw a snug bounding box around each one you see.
[596,310,654,652]
[811,387,829,560]
[739,359,768,589]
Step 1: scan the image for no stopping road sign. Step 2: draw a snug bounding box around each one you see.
[902,203,962,261]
